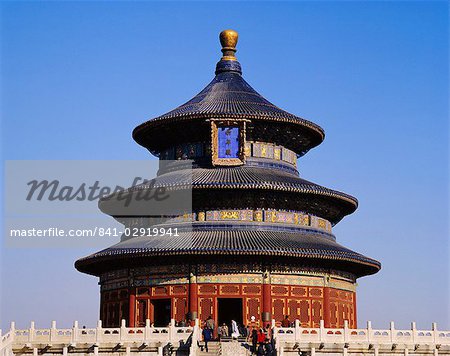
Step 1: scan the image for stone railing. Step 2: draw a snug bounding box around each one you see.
[274,320,450,355]
[0,319,195,356]
[1,319,449,355]
[0,329,14,356]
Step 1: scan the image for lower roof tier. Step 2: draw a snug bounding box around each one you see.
[99,166,358,225]
[75,228,381,278]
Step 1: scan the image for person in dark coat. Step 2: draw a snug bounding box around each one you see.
[202,323,212,352]
[251,329,258,354]
[239,323,248,337]
[256,342,266,356]
[265,338,274,356]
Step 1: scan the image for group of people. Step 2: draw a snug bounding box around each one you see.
[249,325,274,355]
[175,320,189,327]
[201,316,276,355]
[218,319,246,339]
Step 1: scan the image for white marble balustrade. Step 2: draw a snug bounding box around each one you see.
[1,319,449,355]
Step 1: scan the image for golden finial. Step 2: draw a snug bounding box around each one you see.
[219,29,238,61]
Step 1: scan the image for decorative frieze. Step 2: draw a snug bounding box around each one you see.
[101,280,129,291]
[197,262,262,274]
[132,265,190,276]
[271,275,325,288]
[158,209,332,233]
[133,277,189,287]
[100,266,356,290]
[159,140,298,167]
[247,141,297,166]
[100,269,129,283]
[197,274,262,284]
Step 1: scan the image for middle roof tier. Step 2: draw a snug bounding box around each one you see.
[99,165,357,225]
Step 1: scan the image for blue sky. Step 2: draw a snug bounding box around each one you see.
[1,1,448,330]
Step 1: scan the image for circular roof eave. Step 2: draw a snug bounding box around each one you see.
[75,248,381,278]
[132,69,325,156]
[97,167,358,224]
[132,113,325,157]
[75,229,380,278]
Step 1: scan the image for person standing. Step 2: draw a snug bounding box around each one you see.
[251,328,258,354]
[256,342,265,356]
[202,323,212,352]
[257,328,266,344]
[264,338,274,356]
[281,315,291,327]
[206,315,215,332]
[218,323,229,339]
[238,322,247,338]
[231,319,240,338]
[264,323,272,339]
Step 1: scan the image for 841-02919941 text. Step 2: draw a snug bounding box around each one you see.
[9,227,179,238]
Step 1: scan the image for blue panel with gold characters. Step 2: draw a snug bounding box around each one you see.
[218,127,240,158]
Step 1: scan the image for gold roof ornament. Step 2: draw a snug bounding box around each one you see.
[220,29,238,61]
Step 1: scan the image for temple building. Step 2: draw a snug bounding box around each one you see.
[75,30,381,330]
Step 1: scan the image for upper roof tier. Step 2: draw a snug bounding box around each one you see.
[133,30,325,157]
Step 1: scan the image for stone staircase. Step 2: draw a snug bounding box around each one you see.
[197,341,221,355]
[220,340,252,356]
[197,340,252,356]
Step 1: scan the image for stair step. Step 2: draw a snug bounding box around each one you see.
[198,341,222,355]
[198,340,255,356]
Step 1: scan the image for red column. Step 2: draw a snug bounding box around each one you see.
[129,288,136,327]
[353,291,357,328]
[189,273,198,322]
[262,271,271,323]
[323,287,330,328]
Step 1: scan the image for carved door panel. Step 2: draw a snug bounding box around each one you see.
[136,299,148,327]
[330,302,338,328]
[199,298,214,323]
[299,299,311,327]
[246,297,261,324]
[311,299,322,327]
[287,299,300,323]
[272,298,285,322]
[174,298,187,323]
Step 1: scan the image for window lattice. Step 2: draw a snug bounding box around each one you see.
[172,285,187,295]
[220,285,239,294]
[247,298,260,320]
[199,285,216,294]
[272,286,288,295]
[243,285,261,295]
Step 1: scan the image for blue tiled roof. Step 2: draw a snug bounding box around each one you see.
[75,228,380,277]
[151,71,322,127]
[133,59,324,156]
[99,166,358,225]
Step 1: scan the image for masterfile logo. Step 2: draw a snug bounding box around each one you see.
[4,160,193,248]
